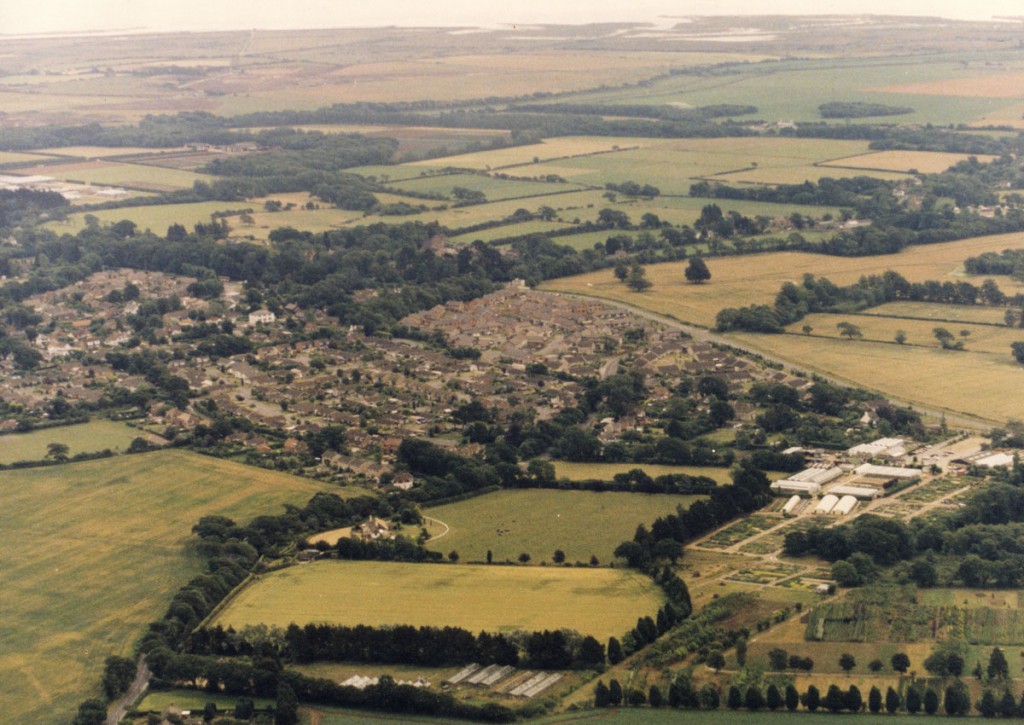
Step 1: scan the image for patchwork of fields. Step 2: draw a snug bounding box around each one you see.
[211,560,663,641]
[0,450,330,725]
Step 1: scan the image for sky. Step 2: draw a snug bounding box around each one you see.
[2,0,1023,35]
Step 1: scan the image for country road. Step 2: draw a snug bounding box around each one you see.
[107,655,150,725]
[539,289,991,432]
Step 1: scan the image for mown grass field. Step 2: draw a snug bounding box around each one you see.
[450,220,572,244]
[862,301,1010,325]
[0,150,58,165]
[540,231,1024,328]
[551,461,735,483]
[0,450,330,725]
[786,313,1018,354]
[421,489,703,564]
[211,560,663,641]
[406,136,656,171]
[17,160,215,191]
[0,419,151,465]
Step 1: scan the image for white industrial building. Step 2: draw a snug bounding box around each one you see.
[815,494,840,515]
[829,484,884,500]
[853,463,921,480]
[847,437,907,460]
[770,466,844,496]
[974,452,1015,469]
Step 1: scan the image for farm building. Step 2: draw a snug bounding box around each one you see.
[829,484,884,500]
[832,495,859,516]
[967,451,1015,469]
[782,495,802,516]
[847,437,907,460]
[853,463,920,481]
[770,466,843,496]
[815,494,840,515]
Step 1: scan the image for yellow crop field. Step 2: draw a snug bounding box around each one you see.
[211,560,663,641]
[36,146,188,159]
[821,150,998,174]
[541,231,1024,327]
[731,331,1024,423]
[0,151,58,165]
[0,450,331,725]
[872,71,1024,99]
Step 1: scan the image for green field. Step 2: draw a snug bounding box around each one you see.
[211,560,663,641]
[137,689,274,714]
[437,137,892,195]
[46,201,253,235]
[449,220,573,244]
[0,420,152,465]
[18,160,215,191]
[422,489,703,564]
[387,172,584,201]
[786,313,1018,354]
[558,54,1021,127]
[551,461,735,484]
[0,450,329,725]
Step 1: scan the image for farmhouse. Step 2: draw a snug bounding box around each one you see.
[351,516,393,541]
[248,309,276,325]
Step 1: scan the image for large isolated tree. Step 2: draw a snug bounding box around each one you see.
[685,256,711,284]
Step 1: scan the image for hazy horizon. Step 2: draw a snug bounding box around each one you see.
[3,0,1023,37]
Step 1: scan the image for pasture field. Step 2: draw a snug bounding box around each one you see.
[137,690,274,713]
[406,136,656,171]
[210,560,663,641]
[495,138,889,195]
[551,461,735,483]
[785,313,1018,355]
[540,230,1024,328]
[16,160,215,192]
[0,450,330,725]
[387,173,582,201]
[732,331,1024,423]
[562,55,1018,127]
[45,201,252,235]
[862,301,1010,325]
[820,150,997,174]
[450,220,572,244]
[422,489,704,564]
[0,419,151,465]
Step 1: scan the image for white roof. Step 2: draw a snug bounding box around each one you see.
[787,466,844,484]
[976,452,1014,469]
[833,495,859,515]
[848,437,905,456]
[854,463,920,479]
[815,494,839,514]
[771,480,822,495]
[782,495,802,513]
[830,485,883,499]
